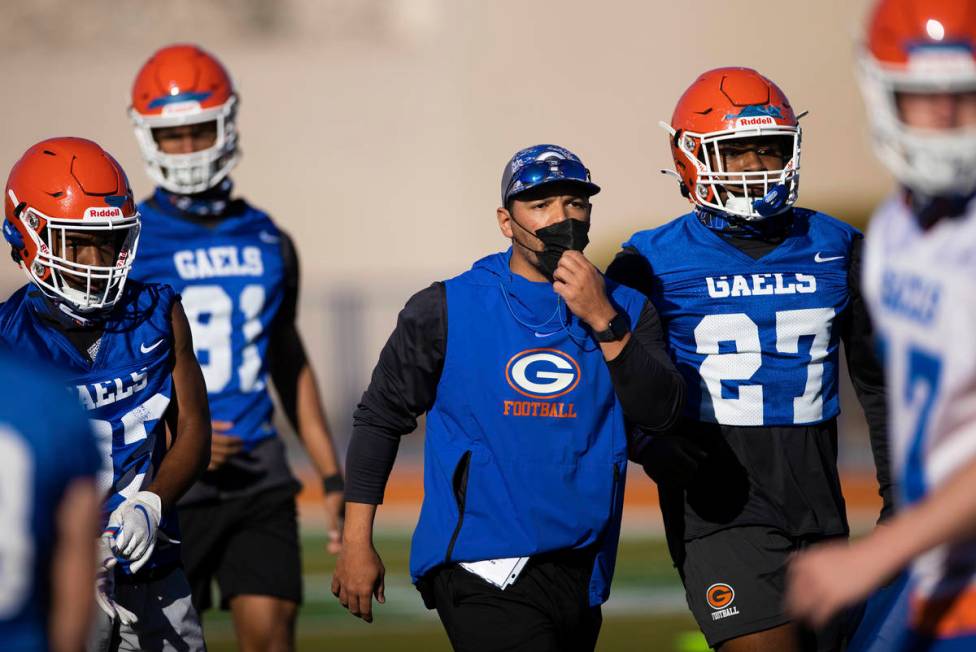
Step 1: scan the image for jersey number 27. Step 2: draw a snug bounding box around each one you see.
[695,307,835,426]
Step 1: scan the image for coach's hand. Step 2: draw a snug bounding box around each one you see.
[552,251,616,331]
[208,421,243,471]
[332,541,385,623]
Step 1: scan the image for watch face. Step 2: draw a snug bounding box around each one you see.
[610,314,629,339]
[597,313,629,342]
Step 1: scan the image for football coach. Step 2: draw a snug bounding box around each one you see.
[332,144,685,651]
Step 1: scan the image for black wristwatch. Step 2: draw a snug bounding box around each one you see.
[594,312,630,342]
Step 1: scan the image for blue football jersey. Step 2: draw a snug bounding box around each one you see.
[624,209,857,426]
[0,353,100,652]
[131,192,285,448]
[0,282,181,574]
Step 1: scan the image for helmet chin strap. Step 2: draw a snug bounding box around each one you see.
[723,183,791,220]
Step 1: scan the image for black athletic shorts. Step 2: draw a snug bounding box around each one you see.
[178,485,303,611]
[677,525,845,650]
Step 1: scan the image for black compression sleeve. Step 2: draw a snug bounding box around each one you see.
[344,282,447,504]
[277,230,300,327]
[843,234,894,521]
[605,299,685,430]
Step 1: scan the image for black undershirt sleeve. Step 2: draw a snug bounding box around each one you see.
[842,234,894,521]
[267,230,309,431]
[604,298,685,431]
[276,230,300,327]
[344,282,447,505]
[606,249,694,468]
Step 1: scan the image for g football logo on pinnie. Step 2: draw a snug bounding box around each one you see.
[502,348,580,419]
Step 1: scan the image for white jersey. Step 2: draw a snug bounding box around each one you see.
[862,195,976,604]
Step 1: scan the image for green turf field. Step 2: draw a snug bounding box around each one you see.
[200,533,708,651]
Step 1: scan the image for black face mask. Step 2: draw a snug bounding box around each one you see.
[512,217,590,281]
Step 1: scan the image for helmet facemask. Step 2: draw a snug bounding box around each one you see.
[9,190,141,313]
[129,95,239,195]
[668,124,802,221]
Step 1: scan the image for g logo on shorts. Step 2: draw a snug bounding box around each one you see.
[505,348,580,400]
[706,583,735,610]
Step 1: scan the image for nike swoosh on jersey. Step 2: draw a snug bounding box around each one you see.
[140,339,164,354]
[534,331,558,338]
[814,252,844,263]
[258,231,281,244]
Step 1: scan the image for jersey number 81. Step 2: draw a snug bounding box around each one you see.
[181,284,266,393]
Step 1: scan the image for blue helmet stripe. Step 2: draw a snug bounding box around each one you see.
[148,91,213,109]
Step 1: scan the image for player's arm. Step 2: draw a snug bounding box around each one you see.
[50,476,98,652]
[603,297,685,430]
[842,234,894,521]
[333,282,446,623]
[104,301,210,572]
[153,299,212,508]
[606,247,705,484]
[268,232,344,549]
[788,446,976,627]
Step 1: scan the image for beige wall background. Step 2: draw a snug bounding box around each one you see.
[0,0,886,457]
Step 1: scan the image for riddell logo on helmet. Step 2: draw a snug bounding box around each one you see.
[84,207,123,219]
[735,116,776,127]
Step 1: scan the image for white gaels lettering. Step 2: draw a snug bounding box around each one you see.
[705,273,816,298]
[173,246,264,280]
[75,370,149,411]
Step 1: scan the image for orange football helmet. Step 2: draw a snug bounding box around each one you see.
[129,44,239,194]
[859,0,976,195]
[661,67,803,220]
[3,138,140,312]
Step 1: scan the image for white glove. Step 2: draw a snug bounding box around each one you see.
[106,491,162,574]
[95,535,138,626]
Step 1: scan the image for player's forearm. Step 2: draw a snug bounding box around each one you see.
[155,300,211,509]
[295,363,341,477]
[342,502,378,547]
[50,479,98,652]
[150,415,210,509]
[856,455,976,580]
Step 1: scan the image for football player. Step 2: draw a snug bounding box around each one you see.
[126,44,345,651]
[607,67,891,651]
[0,352,101,652]
[0,137,211,651]
[788,1,976,649]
